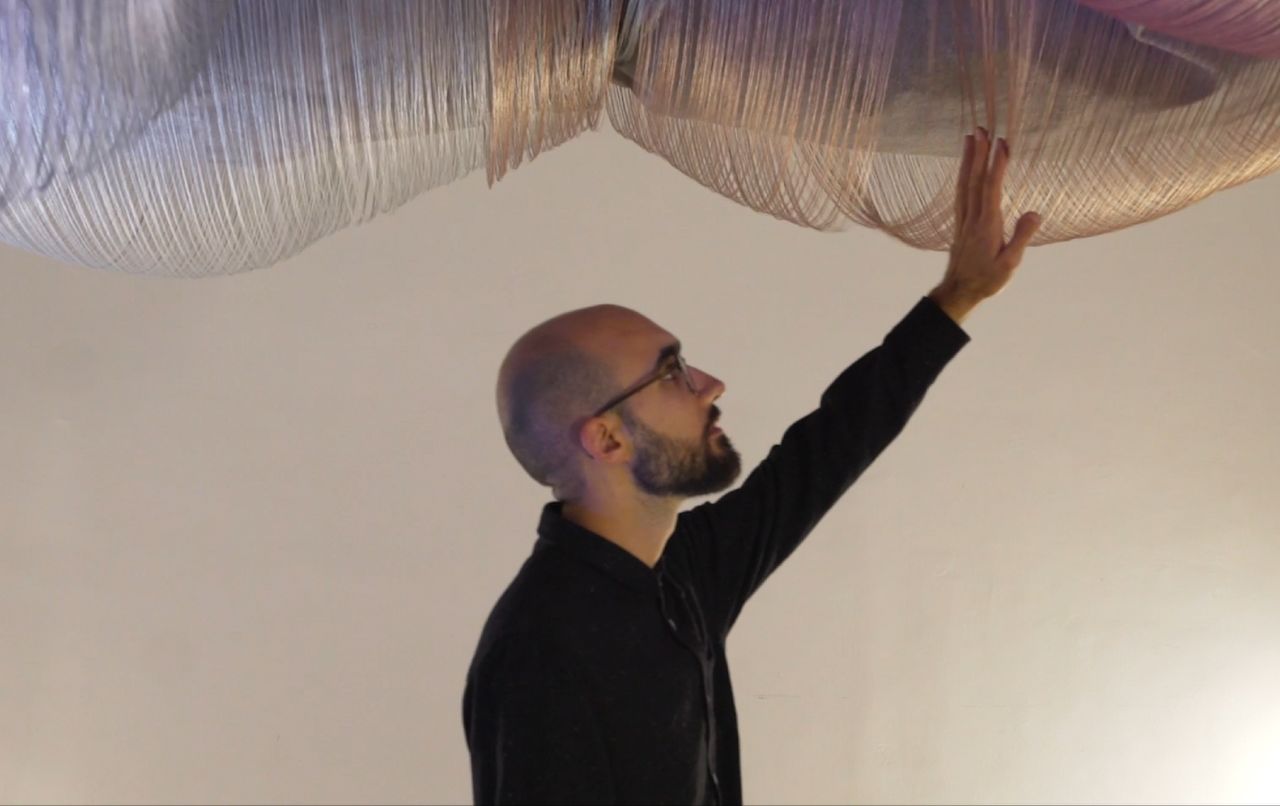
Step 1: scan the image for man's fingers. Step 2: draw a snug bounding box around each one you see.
[986,138,1008,218]
[955,134,974,224]
[966,128,990,225]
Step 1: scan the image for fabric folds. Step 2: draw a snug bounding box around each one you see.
[1,0,1278,275]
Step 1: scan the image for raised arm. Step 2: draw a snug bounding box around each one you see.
[664,127,1041,637]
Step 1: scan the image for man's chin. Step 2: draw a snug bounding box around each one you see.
[712,431,737,457]
[706,443,742,491]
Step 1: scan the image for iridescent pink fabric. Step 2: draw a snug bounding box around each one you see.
[1077,0,1280,57]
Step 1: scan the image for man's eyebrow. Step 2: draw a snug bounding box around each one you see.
[653,342,682,370]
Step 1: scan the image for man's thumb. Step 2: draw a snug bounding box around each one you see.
[1002,212,1041,265]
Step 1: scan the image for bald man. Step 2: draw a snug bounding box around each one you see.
[463,128,1040,804]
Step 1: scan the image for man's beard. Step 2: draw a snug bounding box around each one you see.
[621,407,742,497]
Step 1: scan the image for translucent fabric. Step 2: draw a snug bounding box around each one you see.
[0,0,231,207]
[609,0,1280,249]
[0,1,495,276]
[1,0,1279,276]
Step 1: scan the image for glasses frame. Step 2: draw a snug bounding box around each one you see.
[590,353,697,419]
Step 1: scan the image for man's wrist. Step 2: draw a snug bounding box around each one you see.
[927,282,983,326]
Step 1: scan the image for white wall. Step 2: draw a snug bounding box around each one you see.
[3,123,1279,804]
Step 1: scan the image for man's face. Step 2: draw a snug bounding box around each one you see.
[596,314,742,497]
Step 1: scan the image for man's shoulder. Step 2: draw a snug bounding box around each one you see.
[468,552,587,671]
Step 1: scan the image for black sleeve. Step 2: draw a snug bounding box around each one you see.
[665,297,971,640]
[464,640,616,805]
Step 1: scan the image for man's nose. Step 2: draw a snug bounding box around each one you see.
[692,366,725,401]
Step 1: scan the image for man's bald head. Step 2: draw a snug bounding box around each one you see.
[496,305,655,500]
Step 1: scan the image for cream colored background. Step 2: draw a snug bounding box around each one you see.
[3,123,1279,805]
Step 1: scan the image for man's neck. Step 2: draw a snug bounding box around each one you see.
[560,494,682,569]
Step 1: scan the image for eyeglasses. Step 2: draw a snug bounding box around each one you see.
[590,352,698,419]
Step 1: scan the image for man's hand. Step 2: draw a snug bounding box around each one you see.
[929,126,1041,325]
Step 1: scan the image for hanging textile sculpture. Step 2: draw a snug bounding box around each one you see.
[1,0,1278,277]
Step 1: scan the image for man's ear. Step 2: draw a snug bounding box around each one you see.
[578,415,629,463]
